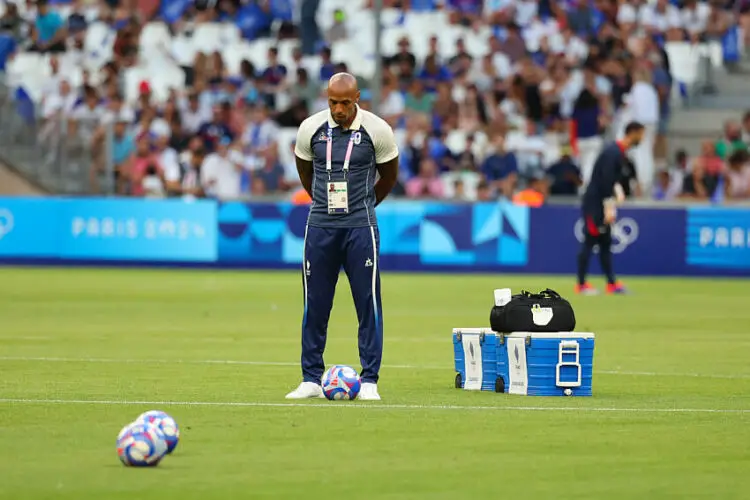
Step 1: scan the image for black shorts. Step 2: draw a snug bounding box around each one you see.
[582,211,612,248]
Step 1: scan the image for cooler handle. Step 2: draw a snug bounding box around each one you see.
[556,340,582,388]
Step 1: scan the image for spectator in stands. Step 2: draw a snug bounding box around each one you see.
[30,0,66,53]
[456,84,487,133]
[481,134,518,198]
[202,137,242,200]
[241,102,279,171]
[319,46,335,81]
[198,102,234,152]
[379,75,406,128]
[102,115,136,195]
[725,150,750,199]
[642,0,683,42]
[547,146,582,196]
[507,120,546,182]
[652,169,673,201]
[681,140,724,199]
[0,2,23,42]
[571,64,606,187]
[180,145,209,199]
[253,144,289,194]
[681,0,712,42]
[405,79,434,116]
[446,0,482,29]
[326,9,348,43]
[628,68,659,192]
[289,68,317,112]
[260,47,288,107]
[451,133,478,172]
[418,55,452,93]
[715,120,746,159]
[662,149,690,200]
[387,36,417,74]
[68,85,104,146]
[512,174,547,207]
[406,158,444,199]
[151,121,182,193]
[130,133,163,197]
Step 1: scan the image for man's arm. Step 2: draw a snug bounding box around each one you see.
[295,155,314,197]
[375,157,399,206]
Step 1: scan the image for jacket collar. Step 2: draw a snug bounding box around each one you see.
[327,104,362,131]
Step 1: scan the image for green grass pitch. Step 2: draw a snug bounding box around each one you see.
[1,267,749,499]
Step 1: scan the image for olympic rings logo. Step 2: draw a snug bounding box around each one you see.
[574,217,639,254]
[0,209,14,240]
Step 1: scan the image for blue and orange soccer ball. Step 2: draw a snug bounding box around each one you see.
[116,423,168,467]
[116,410,180,466]
[321,365,362,400]
[136,410,180,454]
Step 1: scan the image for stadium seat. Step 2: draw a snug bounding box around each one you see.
[123,66,149,104]
[221,23,242,47]
[331,42,375,79]
[276,38,299,70]
[193,23,225,53]
[148,65,186,103]
[441,171,481,201]
[140,22,173,53]
[222,42,254,76]
[170,35,198,67]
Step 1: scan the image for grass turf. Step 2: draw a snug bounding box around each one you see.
[0,267,749,499]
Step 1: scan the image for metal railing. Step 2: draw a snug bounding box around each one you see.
[0,77,94,195]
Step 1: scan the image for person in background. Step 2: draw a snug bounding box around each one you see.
[30,0,67,53]
[547,146,583,196]
[452,179,468,201]
[627,68,659,194]
[130,133,163,197]
[326,9,348,43]
[715,120,747,160]
[254,144,289,193]
[652,169,675,201]
[476,179,492,201]
[725,150,750,200]
[198,102,235,153]
[180,145,209,199]
[406,158,444,199]
[202,136,242,201]
[481,134,518,198]
[512,174,548,207]
[576,121,645,296]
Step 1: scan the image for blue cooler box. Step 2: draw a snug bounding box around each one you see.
[453,328,596,396]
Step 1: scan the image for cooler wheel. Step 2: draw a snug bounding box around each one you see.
[454,373,462,389]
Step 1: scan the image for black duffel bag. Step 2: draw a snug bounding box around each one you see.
[490,289,576,333]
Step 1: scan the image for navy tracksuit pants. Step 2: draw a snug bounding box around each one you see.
[301,225,383,384]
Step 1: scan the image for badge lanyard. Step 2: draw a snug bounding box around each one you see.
[325,126,356,181]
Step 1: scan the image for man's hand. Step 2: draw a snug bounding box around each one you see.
[295,156,314,197]
[375,156,399,206]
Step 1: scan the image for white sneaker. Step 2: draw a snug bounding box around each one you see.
[358,382,381,401]
[285,382,324,399]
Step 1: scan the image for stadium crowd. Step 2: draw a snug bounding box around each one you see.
[1,0,750,204]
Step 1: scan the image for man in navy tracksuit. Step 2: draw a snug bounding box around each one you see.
[576,121,644,295]
[286,73,399,400]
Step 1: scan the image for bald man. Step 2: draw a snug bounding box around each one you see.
[286,73,399,400]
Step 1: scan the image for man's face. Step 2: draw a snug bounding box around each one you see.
[629,128,645,147]
[328,88,359,126]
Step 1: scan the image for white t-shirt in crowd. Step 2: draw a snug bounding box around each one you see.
[201,152,241,200]
[241,119,280,170]
[380,89,405,118]
[181,104,212,134]
[514,0,538,28]
[70,103,105,140]
[640,3,682,32]
[158,147,182,183]
[681,2,711,34]
[629,81,660,125]
[492,52,514,80]
[505,131,547,177]
[41,92,78,119]
[617,2,641,25]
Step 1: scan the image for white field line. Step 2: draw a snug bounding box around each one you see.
[2,356,750,380]
[0,398,747,414]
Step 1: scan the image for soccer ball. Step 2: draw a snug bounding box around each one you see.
[117,423,168,467]
[321,365,361,400]
[136,410,180,454]
[117,421,136,443]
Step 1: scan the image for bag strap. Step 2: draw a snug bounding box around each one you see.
[540,288,562,299]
